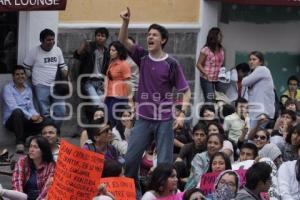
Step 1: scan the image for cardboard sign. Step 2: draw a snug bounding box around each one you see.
[200,169,247,196]
[48,139,104,200]
[100,177,136,200]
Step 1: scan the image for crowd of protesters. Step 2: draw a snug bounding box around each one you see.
[0,6,300,200]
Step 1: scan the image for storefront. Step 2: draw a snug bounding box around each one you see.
[0,0,67,73]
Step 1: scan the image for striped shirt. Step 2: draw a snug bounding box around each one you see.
[23,45,67,86]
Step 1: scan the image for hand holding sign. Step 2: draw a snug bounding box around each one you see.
[48,140,104,200]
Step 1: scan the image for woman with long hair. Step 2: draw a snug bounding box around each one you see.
[207,122,235,162]
[111,106,134,155]
[141,163,179,200]
[185,133,223,190]
[196,27,224,102]
[242,51,275,129]
[12,136,55,200]
[105,41,132,127]
[207,152,232,173]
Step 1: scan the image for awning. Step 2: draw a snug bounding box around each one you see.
[0,0,67,12]
[209,0,300,6]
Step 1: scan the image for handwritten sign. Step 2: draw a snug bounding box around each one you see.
[100,177,136,200]
[48,139,104,200]
[200,171,219,195]
[199,169,247,196]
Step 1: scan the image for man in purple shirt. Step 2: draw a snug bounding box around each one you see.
[2,65,44,153]
[118,7,191,197]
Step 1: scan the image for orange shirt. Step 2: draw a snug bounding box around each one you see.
[106,59,131,97]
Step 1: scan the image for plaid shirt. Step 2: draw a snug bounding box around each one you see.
[12,156,55,200]
[200,46,224,81]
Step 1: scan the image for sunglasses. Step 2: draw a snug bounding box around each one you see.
[254,135,267,140]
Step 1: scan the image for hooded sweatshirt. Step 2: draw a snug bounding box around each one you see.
[207,170,240,200]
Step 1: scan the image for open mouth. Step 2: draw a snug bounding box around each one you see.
[148,41,154,47]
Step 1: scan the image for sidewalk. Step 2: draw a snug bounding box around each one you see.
[0,136,80,189]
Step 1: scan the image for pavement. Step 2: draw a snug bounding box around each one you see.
[0,136,80,189]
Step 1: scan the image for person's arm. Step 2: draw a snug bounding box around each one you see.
[174,138,185,148]
[237,124,248,145]
[118,7,134,53]
[278,162,295,199]
[0,189,27,200]
[12,157,26,192]
[173,88,192,130]
[3,84,33,120]
[222,140,233,158]
[111,128,128,155]
[26,86,40,119]
[247,115,269,140]
[37,162,56,200]
[242,67,268,87]
[76,40,89,56]
[176,144,188,162]
[196,52,209,79]
[187,154,205,189]
[80,130,89,148]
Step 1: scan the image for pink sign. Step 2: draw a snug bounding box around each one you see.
[199,169,247,196]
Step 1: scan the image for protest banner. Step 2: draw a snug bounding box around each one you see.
[100,177,136,200]
[199,171,219,196]
[48,139,104,200]
[200,169,247,196]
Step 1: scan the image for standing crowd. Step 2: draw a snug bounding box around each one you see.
[1,6,300,200]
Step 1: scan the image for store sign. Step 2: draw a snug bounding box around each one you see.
[209,0,300,6]
[0,0,67,11]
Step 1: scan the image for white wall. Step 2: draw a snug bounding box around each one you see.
[18,11,59,64]
[192,0,221,124]
[220,21,300,68]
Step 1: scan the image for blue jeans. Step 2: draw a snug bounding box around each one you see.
[84,79,104,105]
[33,84,65,128]
[104,97,128,127]
[124,118,174,199]
[200,77,215,102]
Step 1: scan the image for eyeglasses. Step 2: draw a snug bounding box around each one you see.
[254,135,267,140]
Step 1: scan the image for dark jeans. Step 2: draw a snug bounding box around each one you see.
[104,97,128,127]
[5,109,44,144]
[200,77,215,102]
[125,118,174,199]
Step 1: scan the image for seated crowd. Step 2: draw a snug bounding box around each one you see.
[1,63,300,200]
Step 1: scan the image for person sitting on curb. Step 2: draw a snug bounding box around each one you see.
[2,65,44,153]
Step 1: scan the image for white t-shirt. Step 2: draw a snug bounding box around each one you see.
[141,191,156,200]
[23,45,67,86]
